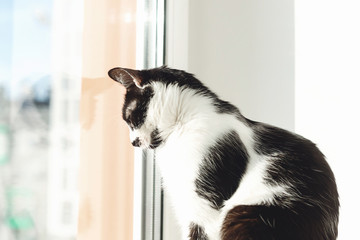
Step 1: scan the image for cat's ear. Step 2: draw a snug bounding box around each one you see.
[108,67,144,89]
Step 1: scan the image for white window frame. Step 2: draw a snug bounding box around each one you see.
[133,0,165,239]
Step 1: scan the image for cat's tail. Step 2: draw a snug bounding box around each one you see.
[221,204,338,240]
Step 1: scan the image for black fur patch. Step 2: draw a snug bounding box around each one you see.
[122,85,154,129]
[141,66,211,93]
[195,130,249,210]
[221,204,338,240]
[189,222,208,240]
[213,98,243,120]
[250,121,339,238]
[140,66,243,118]
[149,128,163,149]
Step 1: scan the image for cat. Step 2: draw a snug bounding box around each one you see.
[108,66,339,240]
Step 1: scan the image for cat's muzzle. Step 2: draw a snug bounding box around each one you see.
[132,137,141,147]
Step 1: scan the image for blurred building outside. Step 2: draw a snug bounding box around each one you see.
[0,0,81,239]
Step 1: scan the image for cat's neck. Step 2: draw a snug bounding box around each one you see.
[147,82,246,147]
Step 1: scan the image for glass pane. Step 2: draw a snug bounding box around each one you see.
[0,0,81,239]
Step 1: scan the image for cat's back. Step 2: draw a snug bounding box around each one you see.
[250,120,339,209]
[221,120,339,240]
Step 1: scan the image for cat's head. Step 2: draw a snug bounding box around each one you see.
[108,66,220,149]
[108,67,160,149]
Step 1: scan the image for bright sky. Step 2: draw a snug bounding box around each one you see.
[0,0,52,99]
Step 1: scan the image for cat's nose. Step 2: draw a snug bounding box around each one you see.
[132,137,141,147]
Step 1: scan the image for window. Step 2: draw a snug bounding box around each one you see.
[78,0,165,240]
[0,0,81,239]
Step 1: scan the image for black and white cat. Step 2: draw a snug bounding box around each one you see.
[108,66,339,240]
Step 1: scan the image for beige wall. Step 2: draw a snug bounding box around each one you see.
[78,0,136,239]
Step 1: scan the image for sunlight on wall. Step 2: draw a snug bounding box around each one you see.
[295,1,360,239]
[78,0,136,240]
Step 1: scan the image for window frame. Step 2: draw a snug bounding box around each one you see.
[133,0,165,239]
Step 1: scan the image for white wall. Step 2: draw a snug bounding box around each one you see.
[167,0,295,130]
[295,1,360,239]
[188,0,295,131]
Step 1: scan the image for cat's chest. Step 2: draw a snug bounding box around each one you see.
[157,143,222,237]
[155,122,240,199]
[155,132,211,213]
[156,136,201,189]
